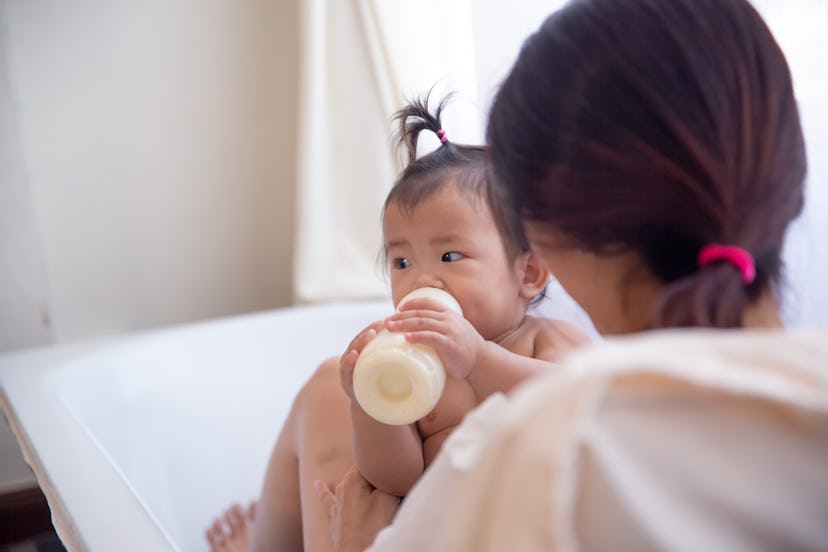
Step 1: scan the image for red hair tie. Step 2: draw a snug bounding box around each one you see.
[436,129,447,143]
[698,244,756,284]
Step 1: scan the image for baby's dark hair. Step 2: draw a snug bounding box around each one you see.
[383,92,529,260]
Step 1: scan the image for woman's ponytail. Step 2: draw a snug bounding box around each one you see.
[655,267,749,327]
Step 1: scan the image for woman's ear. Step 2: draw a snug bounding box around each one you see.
[518,250,550,299]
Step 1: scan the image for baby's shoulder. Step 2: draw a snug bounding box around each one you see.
[525,314,590,340]
[524,315,592,359]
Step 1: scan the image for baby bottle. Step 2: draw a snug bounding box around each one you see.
[352,287,463,426]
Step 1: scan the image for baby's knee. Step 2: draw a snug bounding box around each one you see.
[308,356,340,389]
[295,356,343,407]
[314,355,340,379]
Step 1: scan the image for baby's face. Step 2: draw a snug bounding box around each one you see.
[383,185,528,340]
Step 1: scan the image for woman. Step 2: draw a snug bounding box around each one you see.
[317,0,828,550]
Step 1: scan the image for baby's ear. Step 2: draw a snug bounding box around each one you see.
[519,250,550,299]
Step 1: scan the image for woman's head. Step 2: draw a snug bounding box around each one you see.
[382,94,550,338]
[488,0,806,331]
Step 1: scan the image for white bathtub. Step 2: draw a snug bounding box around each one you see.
[0,299,392,551]
[0,282,595,551]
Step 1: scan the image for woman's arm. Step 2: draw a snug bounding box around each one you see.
[315,466,400,552]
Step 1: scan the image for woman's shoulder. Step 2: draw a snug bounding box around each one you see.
[564,326,828,388]
[503,326,828,453]
[436,327,828,550]
[521,327,828,550]
[500,326,828,446]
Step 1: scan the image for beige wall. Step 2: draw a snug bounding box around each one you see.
[0,22,52,351]
[0,0,298,349]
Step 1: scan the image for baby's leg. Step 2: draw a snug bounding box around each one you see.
[251,356,355,551]
[248,392,303,550]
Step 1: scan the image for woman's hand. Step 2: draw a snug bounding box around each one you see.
[385,297,485,381]
[339,321,386,402]
[315,465,401,552]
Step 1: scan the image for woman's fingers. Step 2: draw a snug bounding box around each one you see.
[336,467,401,545]
[316,466,402,551]
[314,479,337,521]
[341,463,374,491]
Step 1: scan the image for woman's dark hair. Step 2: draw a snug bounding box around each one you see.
[384,92,529,258]
[488,0,806,328]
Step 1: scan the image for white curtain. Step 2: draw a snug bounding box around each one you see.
[293,0,480,303]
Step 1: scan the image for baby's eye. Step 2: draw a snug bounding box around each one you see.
[441,251,464,263]
[392,257,411,269]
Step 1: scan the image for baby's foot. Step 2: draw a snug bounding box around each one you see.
[206,502,257,552]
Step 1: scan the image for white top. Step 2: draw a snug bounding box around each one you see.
[369,327,828,551]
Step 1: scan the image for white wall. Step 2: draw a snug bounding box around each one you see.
[0,0,299,349]
[0,28,52,351]
[751,0,828,326]
[0,0,300,489]
[472,0,567,128]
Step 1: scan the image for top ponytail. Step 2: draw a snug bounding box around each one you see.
[394,92,452,167]
[383,91,531,259]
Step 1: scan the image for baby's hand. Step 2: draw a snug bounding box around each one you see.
[385,297,484,381]
[339,321,385,402]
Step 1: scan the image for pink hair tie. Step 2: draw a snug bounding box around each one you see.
[698,244,756,284]
[436,129,448,143]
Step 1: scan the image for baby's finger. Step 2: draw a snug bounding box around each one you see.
[385,316,445,334]
[340,349,359,371]
[343,322,383,357]
[396,297,446,313]
[339,350,359,393]
[387,309,445,323]
[403,329,449,345]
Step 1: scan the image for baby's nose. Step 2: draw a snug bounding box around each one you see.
[414,272,444,290]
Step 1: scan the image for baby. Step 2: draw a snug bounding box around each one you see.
[205,94,589,551]
[337,94,589,496]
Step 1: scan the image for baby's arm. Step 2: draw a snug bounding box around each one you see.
[387,301,588,399]
[349,401,424,496]
[339,324,425,497]
[468,318,589,397]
